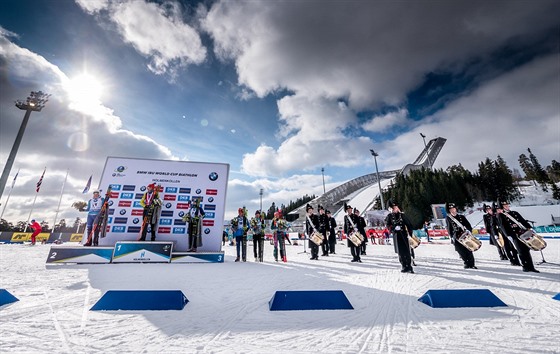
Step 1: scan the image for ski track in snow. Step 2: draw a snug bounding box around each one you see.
[0,240,559,353]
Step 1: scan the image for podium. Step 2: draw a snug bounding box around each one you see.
[111,241,173,263]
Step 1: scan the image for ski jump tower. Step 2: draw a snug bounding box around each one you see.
[288,137,447,221]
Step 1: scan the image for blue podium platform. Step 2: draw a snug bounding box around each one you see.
[171,252,224,263]
[553,293,560,301]
[91,290,188,311]
[418,289,507,308]
[269,290,354,311]
[112,241,173,263]
[0,289,19,307]
[46,246,114,264]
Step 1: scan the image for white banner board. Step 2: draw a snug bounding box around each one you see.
[93,157,229,252]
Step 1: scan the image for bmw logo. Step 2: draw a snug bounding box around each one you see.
[178,211,185,217]
[209,172,218,181]
[204,228,211,234]
[133,218,139,224]
[108,200,114,206]
[196,189,201,194]
[165,202,172,208]
[208,197,214,203]
[115,166,127,173]
[112,173,116,177]
[119,209,126,215]
[140,186,146,191]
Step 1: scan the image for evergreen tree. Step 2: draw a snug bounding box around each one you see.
[527,148,550,191]
[518,153,536,183]
[546,160,560,183]
[494,155,521,202]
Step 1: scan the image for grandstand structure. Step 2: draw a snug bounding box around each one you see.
[288,137,447,225]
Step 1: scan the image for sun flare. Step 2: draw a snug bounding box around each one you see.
[65,73,103,105]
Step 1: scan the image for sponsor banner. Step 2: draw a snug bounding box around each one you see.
[69,233,83,242]
[98,157,229,252]
[109,184,122,191]
[111,241,173,263]
[11,233,29,243]
[171,252,224,263]
[203,220,214,226]
[46,247,113,264]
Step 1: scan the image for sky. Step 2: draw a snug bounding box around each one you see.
[0,0,559,226]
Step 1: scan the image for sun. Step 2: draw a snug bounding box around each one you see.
[65,73,104,105]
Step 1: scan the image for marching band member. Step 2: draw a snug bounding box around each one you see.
[493,202,521,266]
[385,200,414,273]
[139,183,162,242]
[231,207,249,262]
[305,204,321,260]
[318,205,329,256]
[497,201,539,273]
[354,208,367,255]
[326,210,337,254]
[184,199,205,252]
[446,203,477,269]
[344,203,362,263]
[251,210,265,262]
[483,204,508,260]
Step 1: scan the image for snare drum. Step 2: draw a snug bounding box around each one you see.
[458,231,482,252]
[310,231,324,246]
[518,229,547,251]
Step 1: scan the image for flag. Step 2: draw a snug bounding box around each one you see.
[36,168,46,193]
[82,175,92,194]
[11,169,19,188]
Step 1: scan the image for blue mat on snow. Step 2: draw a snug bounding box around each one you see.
[91,290,188,311]
[0,289,19,307]
[418,289,507,308]
[553,293,560,301]
[269,290,353,311]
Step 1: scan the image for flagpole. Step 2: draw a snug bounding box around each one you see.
[26,167,45,232]
[0,168,19,221]
[52,169,69,233]
[25,193,39,232]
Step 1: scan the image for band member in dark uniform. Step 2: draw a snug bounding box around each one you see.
[385,200,414,273]
[354,208,367,255]
[305,204,321,260]
[139,183,162,241]
[344,203,362,263]
[483,204,508,260]
[446,203,476,269]
[184,198,205,252]
[326,210,337,254]
[497,201,539,273]
[318,205,329,256]
[251,210,265,262]
[485,203,521,265]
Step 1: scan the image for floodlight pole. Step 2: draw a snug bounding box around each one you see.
[0,91,50,202]
[259,188,263,212]
[321,167,326,194]
[370,149,385,210]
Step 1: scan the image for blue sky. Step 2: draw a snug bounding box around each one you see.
[0,0,559,224]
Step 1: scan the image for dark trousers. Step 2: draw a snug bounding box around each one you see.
[309,240,319,259]
[454,241,475,267]
[511,236,535,270]
[253,233,264,261]
[396,232,412,269]
[350,243,361,261]
[321,231,329,255]
[140,224,156,241]
[503,237,520,264]
[236,235,247,260]
[361,237,367,254]
[328,231,336,253]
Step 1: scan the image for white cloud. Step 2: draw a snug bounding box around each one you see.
[75,0,206,78]
[363,108,411,133]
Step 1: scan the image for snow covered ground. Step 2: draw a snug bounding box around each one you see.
[1,238,559,354]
